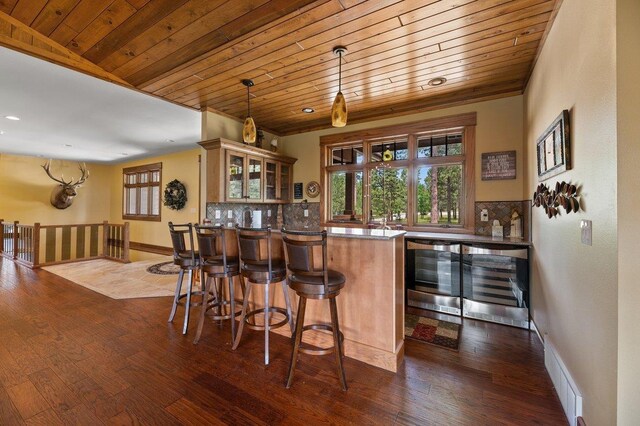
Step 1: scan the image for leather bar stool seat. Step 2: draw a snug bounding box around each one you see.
[200,257,239,275]
[241,259,287,283]
[288,271,345,296]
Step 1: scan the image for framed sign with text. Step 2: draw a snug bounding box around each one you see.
[481,150,516,180]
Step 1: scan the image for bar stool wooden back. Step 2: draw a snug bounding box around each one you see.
[281,229,347,390]
[233,225,294,365]
[167,222,201,335]
[193,224,241,345]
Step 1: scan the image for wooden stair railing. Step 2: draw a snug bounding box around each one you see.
[0,220,129,268]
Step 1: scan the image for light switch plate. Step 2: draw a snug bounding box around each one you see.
[303,210,309,217]
[481,209,489,222]
[267,210,272,217]
[215,210,221,219]
[227,210,233,219]
[580,220,592,246]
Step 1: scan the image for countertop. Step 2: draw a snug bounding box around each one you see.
[404,231,532,247]
[280,226,405,240]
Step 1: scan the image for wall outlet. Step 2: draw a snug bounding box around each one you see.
[303,209,309,217]
[215,210,221,219]
[481,209,489,222]
[267,209,272,217]
[580,220,592,246]
[227,210,233,219]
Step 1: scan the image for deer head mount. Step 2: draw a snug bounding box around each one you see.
[41,160,89,209]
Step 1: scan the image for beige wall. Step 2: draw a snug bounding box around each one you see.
[280,95,525,203]
[524,0,617,424]
[0,154,112,225]
[109,149,201,261]
[616,0,640,422]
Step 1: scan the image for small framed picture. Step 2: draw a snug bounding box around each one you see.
[537,110,570,181]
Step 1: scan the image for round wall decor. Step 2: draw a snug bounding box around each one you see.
[305,181,321,198]
[163,179,187,210]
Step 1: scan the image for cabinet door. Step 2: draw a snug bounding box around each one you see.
[247,156,263,202]
[264,160,278,202]
[226,151,245,201]
[280,163,292,202]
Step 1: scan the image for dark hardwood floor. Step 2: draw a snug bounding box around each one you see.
[0,259,566,425]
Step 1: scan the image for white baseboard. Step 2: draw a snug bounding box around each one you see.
[544,335,583,426]
[530,318,544,345]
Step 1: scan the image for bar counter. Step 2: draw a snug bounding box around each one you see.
[225,226,406,372]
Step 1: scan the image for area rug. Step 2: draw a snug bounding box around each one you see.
[43,258,184,300]
[405,314,460,350]
[146,261,180,275]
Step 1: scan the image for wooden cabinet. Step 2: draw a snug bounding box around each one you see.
[199,138,296,204]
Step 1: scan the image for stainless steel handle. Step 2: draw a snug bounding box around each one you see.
[462,245,528,260]
[407,241,460,253]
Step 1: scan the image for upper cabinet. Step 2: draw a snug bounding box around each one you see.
[199,138,297,204]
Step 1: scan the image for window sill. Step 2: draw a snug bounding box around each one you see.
[122,215,162,222]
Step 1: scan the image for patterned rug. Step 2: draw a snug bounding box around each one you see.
[146,261,181,275]
[405,314,461,350]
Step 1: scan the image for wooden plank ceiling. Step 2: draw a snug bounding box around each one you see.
[0,0,560,135]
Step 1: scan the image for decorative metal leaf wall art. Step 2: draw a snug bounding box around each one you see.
[533,181,580,218]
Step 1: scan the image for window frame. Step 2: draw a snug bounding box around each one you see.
[320,113,476,232]
[122,162,163,222]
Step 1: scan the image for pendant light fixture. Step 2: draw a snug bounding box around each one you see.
[331,46,348,128]
[241,79,256,144]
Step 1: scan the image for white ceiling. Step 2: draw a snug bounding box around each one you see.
[0,47,201,163]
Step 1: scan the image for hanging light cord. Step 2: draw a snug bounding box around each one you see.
[246,84,251,117]
[338,50,342,93]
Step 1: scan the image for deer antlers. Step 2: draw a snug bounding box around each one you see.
[42,160,89,187]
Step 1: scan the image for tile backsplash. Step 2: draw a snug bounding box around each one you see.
[205,202,321,230]
[475,200,531,240]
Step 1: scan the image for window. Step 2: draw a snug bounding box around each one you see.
[321,113,476,231]
[123,163,162,221]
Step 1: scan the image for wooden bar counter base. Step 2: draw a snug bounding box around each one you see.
[240,227,406,372]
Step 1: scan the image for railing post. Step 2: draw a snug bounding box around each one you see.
[12,220,18,260]
[102,220,109,258]
[123,222,130,262]
[33,223,40,268]
[0,219,4,255]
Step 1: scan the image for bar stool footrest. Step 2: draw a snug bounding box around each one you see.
[298,323,345,356]
[205,298,244,321]
[244,307,289,331]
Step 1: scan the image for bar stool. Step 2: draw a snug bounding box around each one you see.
[167,222,202,335]
[232,225,294,365]
[281,229,347,390]
[193,224,241,345]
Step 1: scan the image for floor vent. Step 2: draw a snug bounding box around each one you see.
[544,336,583,425]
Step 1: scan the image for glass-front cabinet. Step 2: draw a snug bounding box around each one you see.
[199,138,297,204]
[225,151,263,202]
[263,160,292,202]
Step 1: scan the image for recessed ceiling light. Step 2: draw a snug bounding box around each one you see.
[4,115,20,121]
[427,77,447,87]
[0,130,4,135]
[301,107,315,113]
[64,144,72,147]
[165,139,175,143]
[121,153,129,156]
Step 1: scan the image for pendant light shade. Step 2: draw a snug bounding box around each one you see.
[241,79,256,144]
[331,46,348,128]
